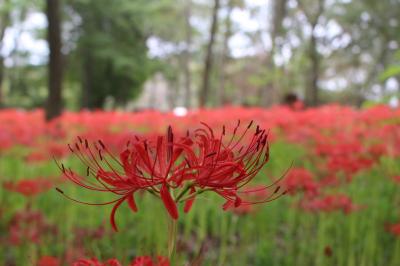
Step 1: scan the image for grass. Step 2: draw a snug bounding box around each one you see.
[0,141,399,265]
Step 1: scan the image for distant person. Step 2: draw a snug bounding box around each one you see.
[282,93,304,111]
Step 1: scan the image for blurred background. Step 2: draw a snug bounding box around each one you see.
[0,0,399,119]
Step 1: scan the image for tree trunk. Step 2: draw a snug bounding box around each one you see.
[260,0,287,106]
[0,0,10,107]
[199,0,220,108]
[307,32,319,106]
[183,0,192,108]
[217,0,233,106]
[45,0,63,120]
[298,0,324,107]
[0,56,4,107]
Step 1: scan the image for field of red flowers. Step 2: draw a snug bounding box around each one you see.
[0,105,399,266]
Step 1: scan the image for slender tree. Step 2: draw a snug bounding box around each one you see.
[259,0,287,106]
[0,0,10,107]
[45,0,63,120]
[199,0,220,107]
[298,0,324,106]
[183,0,192,108]
[217,0,234,106]
[260,0,287,106]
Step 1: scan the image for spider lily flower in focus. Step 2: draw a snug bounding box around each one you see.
[56,122,285,231]
[174,121,285,212]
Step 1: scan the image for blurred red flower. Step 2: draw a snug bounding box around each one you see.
[283,168,319,197]
[392,175,400,184]
[58,122,284,231]
[130,256,169,266]
[386,222,400,237]
[72,256,169,266]
[38,256,60,266]
[26,142,68,163]
[299,194,361,214]
[8,208,57,245]
[3,178,53,197]
[73,258,121,266]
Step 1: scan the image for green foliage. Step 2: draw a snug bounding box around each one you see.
[380,51,400,81]
[66,0,156,108]
[1,0,400,109]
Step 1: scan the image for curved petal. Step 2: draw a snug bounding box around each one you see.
[110,197,126,232]
[160,184,178,219]
[127,192,138,212]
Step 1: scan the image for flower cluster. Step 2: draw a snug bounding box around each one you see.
[3,178,54,197]
[8,208,57,245]
[283,167,319,197]
[72,256,169,266]
[38,256,60,266]
[57,122,284,231]
[386,222,400,237]
[299,194,361,214]
[37,256,169,266]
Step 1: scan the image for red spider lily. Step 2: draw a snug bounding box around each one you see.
[3,178,54,197]
[386,222,400,237]
[26,142,68,163]
[283,168,319,198]
[367,143,388,160]
[73,258,122,266]
[392,175,400,184]
[318,174,340,187]
[72,224,106,250]
[8,208,57,245]
[72,256,169,266]
[224,184,271,215]
[299,194,361,214]
[56,126,194,231]
[130,256,169,266]
[25,151,48,163]
[57,122,284,231]
[38,256,60,266]
[171,121,283,212]
[65,225,106,263]
[326,156,373,180]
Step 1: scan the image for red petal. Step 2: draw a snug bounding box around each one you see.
[120,149,134,174]
[127,193,138,212]
[234,196,242,207]
[160,184,178,219]
[222,200,234,211]
[172,138,193,162]
[110,197,126,232]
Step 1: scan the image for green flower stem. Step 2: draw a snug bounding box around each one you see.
[175,183,193,202]
[177,188,211,203]
[167,215,178,263]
